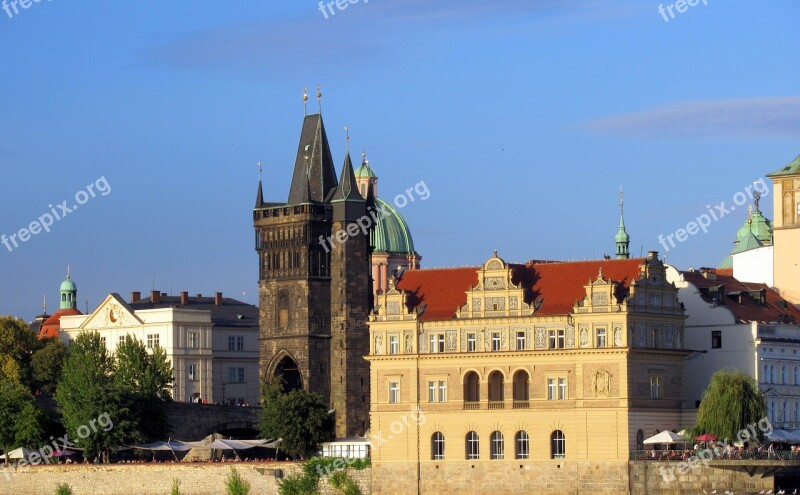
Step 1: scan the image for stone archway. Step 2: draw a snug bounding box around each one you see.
[272,354,303,393]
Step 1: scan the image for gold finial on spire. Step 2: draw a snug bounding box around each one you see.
[303,87,308,116]
[316,85,322,112]
[362,146,367,163]
[67,265,71,279]
[619,186,624,208]
[748,204,754,217]
[344,126,350,150]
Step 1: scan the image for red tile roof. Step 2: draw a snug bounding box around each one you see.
[396,258,646,322]
[682,271,800,324]
[38,308,82,339]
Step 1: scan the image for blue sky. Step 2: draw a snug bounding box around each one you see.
[1,0,798,319]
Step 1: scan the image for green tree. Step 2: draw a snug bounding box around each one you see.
[225,467,251,495]
[55,332,117,461]
[0,316,40,386]
[31,338,68,395]
[113,336,173,440]
[54,483,73,495]
[259,379,335,459]
[0,379,44,465]
[692,368,766,441]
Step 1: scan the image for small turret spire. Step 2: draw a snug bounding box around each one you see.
[615,187,631,259]
[255,162,265,209]
[303,87,308,116]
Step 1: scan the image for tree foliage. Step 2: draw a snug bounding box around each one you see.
[31,338,68,395]
[259,378,335,460]
[0,316,39,386]
[692,368,766,441]
[0,379,44,465]
[55,332,117,460]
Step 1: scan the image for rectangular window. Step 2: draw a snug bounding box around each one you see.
[188,364,198,381]
[389,336,400,355]
[147,334,159,349]
[428,381,437,403]
[711,331,722,349]
[439,380,447,402]
[491,333,501,352]
[596,329,606,348]
[547,378,557,400]
[516,331,526,351]
[430,334,445,353]
[228,336,244,351]
[100,336,106,347]
[549,330,565,349]
[188,332,199,349]
[428,380,447,402]
[119,335,126,344]
[389,382,400,404]
[650,376,663,399]
[558,378,567,400]
[227,367,245,384]
[467,333,477,352]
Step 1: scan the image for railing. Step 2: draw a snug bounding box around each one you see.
[463,401,481,410]
[488,401,505,410]
[513,400,530,409]
[631,449,800,461]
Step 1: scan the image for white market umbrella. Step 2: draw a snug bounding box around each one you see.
[643,430,687,445]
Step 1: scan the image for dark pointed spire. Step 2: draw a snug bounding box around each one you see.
[332,150,360,202]
[255,162,264,208]
[287,114,338,204]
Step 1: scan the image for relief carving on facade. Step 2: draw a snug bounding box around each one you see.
[592,370,612,398]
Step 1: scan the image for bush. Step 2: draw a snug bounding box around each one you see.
[278,473,318,495]
[225,468,251,495]
[55,484,73,495]
[171,478,181,495]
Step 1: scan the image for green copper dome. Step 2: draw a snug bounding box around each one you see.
[355,162,377,179]
[371,198,416,254]
[735,210,773,245]
[60,278,77,292]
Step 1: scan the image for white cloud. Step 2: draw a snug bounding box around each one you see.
[584,97,800,139]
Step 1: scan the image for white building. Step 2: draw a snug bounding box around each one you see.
[60,291,260,406]
[666,266,800,428]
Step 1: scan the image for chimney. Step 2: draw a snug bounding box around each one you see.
[130,292,141,304]
[150,291,161,304]
[180,291,189,305]
[215,292,223,306]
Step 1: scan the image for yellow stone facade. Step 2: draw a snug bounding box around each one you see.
[770,171,800,304]
[366,252,689,494]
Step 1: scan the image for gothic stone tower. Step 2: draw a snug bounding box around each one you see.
[253,112,371,437]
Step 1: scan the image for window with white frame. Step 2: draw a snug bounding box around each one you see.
[428,380,447,403]
[490,431,504,460]
[389,381,400,403]
[466,431,480,460]
[430,334,445,353]
[596,328,607,348]
[515,431,529,459]
[147,334,159,349]
[188,364,198,381]
[467,333,477,352]
[558,377,567,400]
[551,430,566,459]
[650,375,662,399]
[188,332,199,349]
[491,332,501,351]
[432,432,445,460]
[389,336,399,355]
[516,331,526,351]
[549,329,565,349]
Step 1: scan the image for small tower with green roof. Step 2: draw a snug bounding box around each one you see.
[616,190,631,259]
[60,266,77,310]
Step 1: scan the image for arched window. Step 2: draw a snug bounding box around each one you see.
[513,370,530,404]
[488,371,504,403]
[431,432,445,460]
[551,430,566,459]
[490,431,504,460]
[515,431,529,459]
[466,431,480,460]
[636,430,644,451]
[464,372,480,404]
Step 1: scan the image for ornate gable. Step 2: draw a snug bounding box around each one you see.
[458,252,532,318]
[80,294,142,330]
